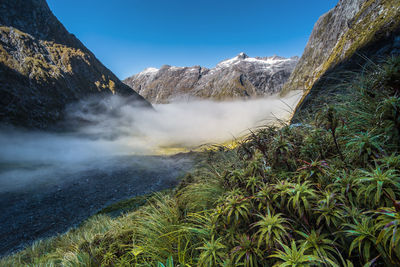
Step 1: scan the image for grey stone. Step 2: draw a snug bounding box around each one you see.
[124,53,299,103]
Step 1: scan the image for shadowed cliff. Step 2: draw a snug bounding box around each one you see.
[0,0,150,128]
[281,0,400,119]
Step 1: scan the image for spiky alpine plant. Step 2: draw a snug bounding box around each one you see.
[221,195,252,227]
[230,234,262,267]
[197,236,227,267]
[300,127,332,161]
[328,170,360,205]
[356,165,400,208]
[314,190,345,229]
[245,153,268,178]
[296,159,330,187]
[376,95,400,147]
[296,228,340,266]
[223,169,247,189]
[245,176,264,195]
[345,131,385,165]
[269,240,321,267]
[375,206,400,263]
[273,180,295,211]
[380,153,400,170]
[255,183,276,211]
[251,207,291,250]
[245,129,270,159]
[285,181,317,220]
[222,188,247,199]
[270,133,294,170]
[315,105,345,162]
[343,216,390,264]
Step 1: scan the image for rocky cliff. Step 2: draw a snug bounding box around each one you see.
[283,0,400,116]
[124,53,298,103]
[0,0,149,128]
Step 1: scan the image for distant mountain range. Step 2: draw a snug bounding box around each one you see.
[124,53,299,103]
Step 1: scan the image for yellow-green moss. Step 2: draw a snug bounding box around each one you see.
[44,41,89,74]
[317,0,400,83]
[109,80,116,94]
[0,26,29,37]
[0,26,94,82]
[292,0,400,112]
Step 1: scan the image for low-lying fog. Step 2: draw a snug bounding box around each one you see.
[0,91,302,192]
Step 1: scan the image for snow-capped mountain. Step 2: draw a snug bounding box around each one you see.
[123,53,299,103]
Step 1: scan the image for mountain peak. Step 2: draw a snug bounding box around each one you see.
[237,52,248,59]
[124,54,299,103]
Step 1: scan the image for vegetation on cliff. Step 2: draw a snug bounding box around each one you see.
[1,56,400,266]
[0,0,149,128]
[282,0,400,116]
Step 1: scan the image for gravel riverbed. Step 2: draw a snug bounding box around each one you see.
[0,154,193,256]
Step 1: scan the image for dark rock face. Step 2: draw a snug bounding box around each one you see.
[282,0,366,94]
[282,0,400,116]
[124,53,299,103]
[0,0,149,128]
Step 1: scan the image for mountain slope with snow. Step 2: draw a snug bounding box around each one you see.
[124,53,298,103]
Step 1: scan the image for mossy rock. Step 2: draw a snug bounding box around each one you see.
[285,0,400,120]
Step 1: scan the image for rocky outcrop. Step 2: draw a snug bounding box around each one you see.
[124,53,298,103]
[0,0,149,128]
[282,0,400,116]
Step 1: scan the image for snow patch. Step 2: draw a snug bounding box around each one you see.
[216,57,239,68]
[216,54,291,69]
[141,67,159,74]
[169,66,184,71]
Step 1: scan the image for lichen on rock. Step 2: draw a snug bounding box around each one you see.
[282,0,400,117]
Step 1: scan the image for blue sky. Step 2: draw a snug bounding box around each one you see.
[47,0,337,79]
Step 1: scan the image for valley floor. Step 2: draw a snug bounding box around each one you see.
[0,154,193,257]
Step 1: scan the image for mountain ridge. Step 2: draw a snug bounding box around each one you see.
[124,53,298,103]
[0,0,150,128]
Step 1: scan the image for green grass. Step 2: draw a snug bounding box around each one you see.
[97,191,168,217]
[2,56,400,266]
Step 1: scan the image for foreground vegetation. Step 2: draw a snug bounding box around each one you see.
[2,56,400,266]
